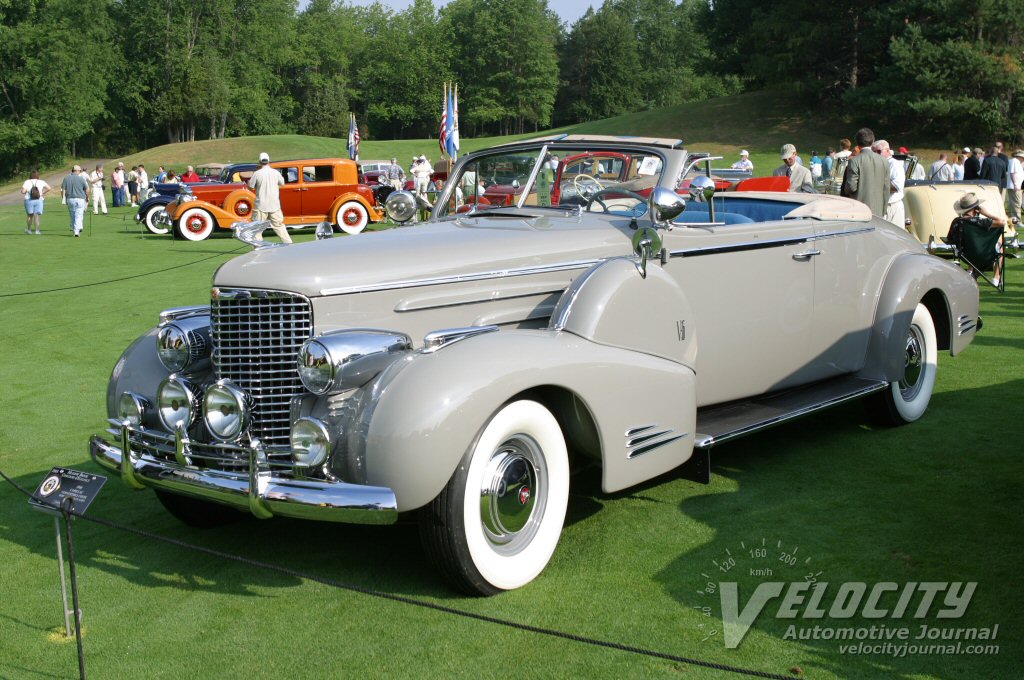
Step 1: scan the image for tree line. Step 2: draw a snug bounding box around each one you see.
[1,0,1020,180]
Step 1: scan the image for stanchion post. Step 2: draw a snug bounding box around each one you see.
[60,498,87,680]
[54,516,73,638]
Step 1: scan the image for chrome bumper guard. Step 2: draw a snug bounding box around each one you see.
[156,211,173,226]
[89,424,397,525]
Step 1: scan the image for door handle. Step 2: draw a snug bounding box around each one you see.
[792,249,821,261]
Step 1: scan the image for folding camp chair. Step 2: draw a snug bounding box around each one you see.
[948,218,1005,292]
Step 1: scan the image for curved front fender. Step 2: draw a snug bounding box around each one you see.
[358,330,696,511]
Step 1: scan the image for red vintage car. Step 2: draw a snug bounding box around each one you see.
[162,158,383,241]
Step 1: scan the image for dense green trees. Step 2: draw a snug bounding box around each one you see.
[1,0,1021,180]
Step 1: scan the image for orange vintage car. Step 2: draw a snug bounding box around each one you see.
[161,158,384,241]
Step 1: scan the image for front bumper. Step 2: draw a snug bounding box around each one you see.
[89,424,397,525]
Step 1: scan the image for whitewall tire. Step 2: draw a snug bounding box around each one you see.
[876,303,937,425]
[335,201,369,235]
[144,205,169,235]
[420,400,569,595]
[177,207,216,241]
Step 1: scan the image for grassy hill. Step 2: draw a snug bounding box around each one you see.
[6,90,952,193]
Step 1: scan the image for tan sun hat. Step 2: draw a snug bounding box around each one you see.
[953,192,983,215]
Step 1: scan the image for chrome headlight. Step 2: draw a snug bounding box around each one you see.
[203,381,250,441]
[118,392,149,427]
[178,194,197,203]
[384,190,417,223]
[297,330,413,395]
[290,417,331,468]
[157,376,200,430]
[156,315,211,373]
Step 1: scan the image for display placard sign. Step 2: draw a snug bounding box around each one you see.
[29,468,107,516]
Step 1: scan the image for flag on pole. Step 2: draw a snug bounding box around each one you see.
[445,84,456,160]
[438,82,449,160]
[347,113,359,161]
[451,84,460,160]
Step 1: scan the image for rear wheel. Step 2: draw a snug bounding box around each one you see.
[419,400,569,595]
[871,303,937,425]
[335,201,369,235]
[155,490,246,528]
[177,207,216,241]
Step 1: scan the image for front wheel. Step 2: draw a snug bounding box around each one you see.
[419,400,569,595]
[177,207,216,241]
[335,200,369,235]
[143,205,169,235]
[871,303,938,425]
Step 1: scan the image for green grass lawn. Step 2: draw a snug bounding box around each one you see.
[0,202,1020,679]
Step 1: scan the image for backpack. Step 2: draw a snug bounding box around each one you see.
[29,182,40,200]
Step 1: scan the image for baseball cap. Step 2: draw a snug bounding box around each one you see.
[259,152,270,163]
[780,144,797,160]
[740,149,749,156]
[963,147,971,153]
[898,146,909,154]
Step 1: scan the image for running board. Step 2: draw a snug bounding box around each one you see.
[693,376,888,449]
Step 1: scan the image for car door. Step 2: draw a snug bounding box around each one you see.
[277,165,301,219]
[662,218,817,407]
[301,164,338,220]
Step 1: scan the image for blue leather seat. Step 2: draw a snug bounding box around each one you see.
[676,211,754,224]
[685,198,800,222]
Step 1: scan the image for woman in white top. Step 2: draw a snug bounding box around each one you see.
[21,170,51,234]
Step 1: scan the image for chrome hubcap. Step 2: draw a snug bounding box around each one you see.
[899,326,925,400]
[343,209,360,225]
[479,435,546,555]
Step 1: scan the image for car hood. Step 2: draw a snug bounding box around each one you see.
[214,213,631,298]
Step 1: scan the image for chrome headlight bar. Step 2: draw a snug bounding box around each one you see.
[298,329,413,395]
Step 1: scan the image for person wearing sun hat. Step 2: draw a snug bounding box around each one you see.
[950,192,1006,286]
[772,143,814,193]
[731,149,753,173]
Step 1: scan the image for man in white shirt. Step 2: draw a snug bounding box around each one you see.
[138,164,149,201]
[731,150,753,173]
[1007,149,1024,224]
[873,140,906,229]
[929,154,955,182]
[89,164,108,215]
[247,152,292,244]
[411,155,433,200]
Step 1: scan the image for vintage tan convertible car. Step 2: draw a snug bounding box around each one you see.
[904,179,1018,251]
[90,136,980,595]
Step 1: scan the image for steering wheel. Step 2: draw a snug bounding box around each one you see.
[586,188,649,215]
[573,173,604,199]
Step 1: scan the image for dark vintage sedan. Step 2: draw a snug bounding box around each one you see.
[136,163,259,235]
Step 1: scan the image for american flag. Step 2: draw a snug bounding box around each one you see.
[438,82,449,160]
[347,113,359,161]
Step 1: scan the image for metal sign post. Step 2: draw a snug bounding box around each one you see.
[29,467,107,680]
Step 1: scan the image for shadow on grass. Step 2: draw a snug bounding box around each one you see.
[0,462,457,605]
[647,380,1024,680]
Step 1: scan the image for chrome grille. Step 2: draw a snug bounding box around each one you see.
[211,288,313,447]
[120,428,293,472]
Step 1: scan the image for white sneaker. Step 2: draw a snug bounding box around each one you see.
[25,228,31,234]
[993,276,1001,287]
[34,230,41,235]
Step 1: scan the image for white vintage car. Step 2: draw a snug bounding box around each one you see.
[91,136,980,595]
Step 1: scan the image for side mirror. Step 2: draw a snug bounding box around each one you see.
[689,175,716,203]
[648,187,686,226]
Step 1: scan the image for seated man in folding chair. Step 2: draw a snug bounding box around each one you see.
[949,192,1006,289]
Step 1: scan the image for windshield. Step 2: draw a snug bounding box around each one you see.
[436,145,666,217]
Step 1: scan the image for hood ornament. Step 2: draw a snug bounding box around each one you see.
[232,221,286,250]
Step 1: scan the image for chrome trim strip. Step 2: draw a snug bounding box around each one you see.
[159,305,211,323]
[693,380,888,449]
[89,434,398,525]
[669,226,875,259]
[627,429,687,459]
[321,259,604,296]
[625,425,656,437]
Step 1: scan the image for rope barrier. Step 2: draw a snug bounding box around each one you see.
[0,466,792,679]
[0,247,243,298]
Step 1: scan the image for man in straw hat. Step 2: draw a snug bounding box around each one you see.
[1006,149,1024,223]
[950,192,1006,287]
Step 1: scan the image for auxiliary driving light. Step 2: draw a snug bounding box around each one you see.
[157,376,200,431]
[203,381,250,441]
[118,392,149,427]
[290,417,331,468]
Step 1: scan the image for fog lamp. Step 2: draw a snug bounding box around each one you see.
[290,417,331,468]
[157,376,200,430]
[203,381,250,441]
[118,392,148,427]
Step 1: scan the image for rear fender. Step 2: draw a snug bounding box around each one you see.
[860,253,979,382]
[356,330,696,512]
